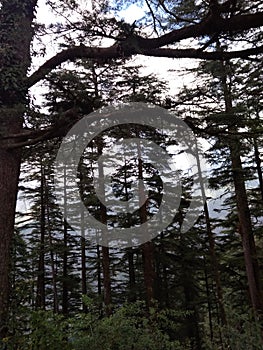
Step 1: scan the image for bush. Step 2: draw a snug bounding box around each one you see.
[70,301,184,350]
[1,310,71,350]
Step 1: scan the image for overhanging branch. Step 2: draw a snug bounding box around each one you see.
[27,11,263,87]
[141,46,263,60]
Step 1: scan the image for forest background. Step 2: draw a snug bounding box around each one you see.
[0,1,262,349]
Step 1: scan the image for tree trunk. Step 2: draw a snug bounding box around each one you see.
[128,249,136,301]
[0,125,21,336]
[141,242,155,307]
[123,161,136,302]
[46,183,59,313]
[0,0,36,335]
[195,137,226,325]
[62,222,69,315]
[81,207,87,313]
[97,244,102,296]
[220,59,263,315]
[253,137,263,203]
[97,140,112,314]
[136,139,155,306]
[36,162,46,309]
[203,257,214,342]
[62,167,69,315]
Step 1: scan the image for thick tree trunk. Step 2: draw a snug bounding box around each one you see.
[231,150,263,312]
[0,0,37,335]
[0,125,21,336]
[220,60,263,315]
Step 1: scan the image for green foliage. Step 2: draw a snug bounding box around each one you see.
[204,303,263,350]
[70,301,187,350]
[2,301,193,350]
[1,311,71,350]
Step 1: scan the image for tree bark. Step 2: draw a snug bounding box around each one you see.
[220,60,263,315]
[0,121,21,336]
[0,0,36,334]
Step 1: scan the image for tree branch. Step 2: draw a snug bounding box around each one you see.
[28,46,120,87]
[141,46,263,60]
[132,12,263,49]
[0,108,80,149]
[27,11,263,87]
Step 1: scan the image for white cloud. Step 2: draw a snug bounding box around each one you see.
[118,4,146,24]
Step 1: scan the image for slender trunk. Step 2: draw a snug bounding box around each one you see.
[36,163,46,309]
[97,140,112,314]
[183,281,201,350]
[97,244,102,296]
[180,231,201,349]
[128,249,136,301]
[89,150,102,300]
[161,245,169,307]
[204,202,226,323]
[141,242,155,307]
[253,137,263,203]
[204,257,214,342]
[195,139,226,324]
[62,166,69,315]
[101,245,111,313]
[45,179,59,313]
[157,226,169,306]
[81,207,87,312]
[136,137,155,306]
[123,161,136,301]
[46,221,59,313]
